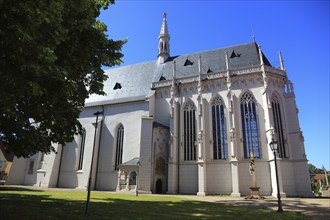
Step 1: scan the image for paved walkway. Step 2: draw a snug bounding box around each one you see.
[176,195,330,219]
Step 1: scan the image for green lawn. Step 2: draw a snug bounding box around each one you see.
[0,186,307,220]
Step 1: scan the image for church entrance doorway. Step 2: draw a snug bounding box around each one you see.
[156,179,162,194]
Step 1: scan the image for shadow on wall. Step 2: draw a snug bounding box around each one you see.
[57,142,79,188]
[95,125,117,190]
[48,145,63,188]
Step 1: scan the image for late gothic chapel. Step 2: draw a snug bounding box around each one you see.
[8,14,312,197]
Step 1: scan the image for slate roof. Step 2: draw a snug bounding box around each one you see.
[85,42,271,106]
[119,157,140,167]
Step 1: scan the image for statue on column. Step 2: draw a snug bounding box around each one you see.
[245,150,264,199]
[249,151,255,176]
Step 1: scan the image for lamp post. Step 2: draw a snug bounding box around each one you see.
[269,138,283,212]
[85,111,103,215]
[136,161,140,197]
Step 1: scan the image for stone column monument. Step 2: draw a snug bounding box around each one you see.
[246,150,264,199]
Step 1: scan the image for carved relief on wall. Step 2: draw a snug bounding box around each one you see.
[229,128,235,142]
[156,88,172,99]
[231,66,262,75]
[207,71,227,79]
[203,79,227,92]
[155,157,166,175]
[197,130,203,144]
[264,66,286,77]
[119,171,127,185]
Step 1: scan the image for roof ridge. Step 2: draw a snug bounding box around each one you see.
[103,42,257,72]
[168,41,257,59]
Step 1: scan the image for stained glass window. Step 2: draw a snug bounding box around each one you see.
[211,96,227,160]
[183,100,196,161]
[115,125,124,170]
[272,95,286,158]
[240,92,260,158]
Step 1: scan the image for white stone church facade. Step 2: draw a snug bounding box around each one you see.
[7,14,312,197]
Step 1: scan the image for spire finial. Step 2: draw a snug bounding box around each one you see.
[258,44,264,65]
[279,51,285,70]
[252,29,256,42]
[225,51,229,70]
[159,12,169,37]
[158,12,170,64]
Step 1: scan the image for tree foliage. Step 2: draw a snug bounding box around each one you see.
[308,164,323,174]
[0,0,125,157]
[309,164,329,194]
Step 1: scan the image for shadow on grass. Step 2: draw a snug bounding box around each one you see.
[0,191,309,220]
[213,199,330,219]
[0,186,44,192]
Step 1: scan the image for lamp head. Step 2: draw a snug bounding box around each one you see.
[269,140,278,152]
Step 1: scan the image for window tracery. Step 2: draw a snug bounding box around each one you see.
[211,96,227,160]
[183,100,196,161]
[115,125,124,170]
[271,94,286,158]
[240,91,260,158]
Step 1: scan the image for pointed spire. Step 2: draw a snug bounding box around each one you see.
[225,51,229,71]
[198,55,202,85]
[279,51,285,70]
[170,60,176,99]
[225,51,231,86]
[159,12,169,37]
[198,56,202,75]
[252,29,256,42]
[172,60,176,80]
[158,12,170,64]
[257,44,264,65]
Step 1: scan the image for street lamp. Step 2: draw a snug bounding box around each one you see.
[269,138,283,212]
[136,161,140,197]
[85,111,103,215]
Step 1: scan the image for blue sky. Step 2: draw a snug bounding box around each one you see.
[99,1,329,170]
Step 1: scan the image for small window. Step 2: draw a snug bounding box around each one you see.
[230,50,241,58]
[113,82,122,90]
[28,160,35,175]
[159,76,166,81]
[184,58,194,66]
[78,129,86,170]
[207,67,212,73]
[38,152,45,169]
[115,125,124,170]
[40,152,45,162]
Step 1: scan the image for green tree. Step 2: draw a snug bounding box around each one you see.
[308,164,323,174]
[0,0,125,157]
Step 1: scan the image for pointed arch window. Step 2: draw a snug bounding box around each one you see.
[240,92,260,158]
[115,125,124,170]
[211,97,227,160]
[271,95,286,158]
[183,100,196,161]
[78,129,86,170]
